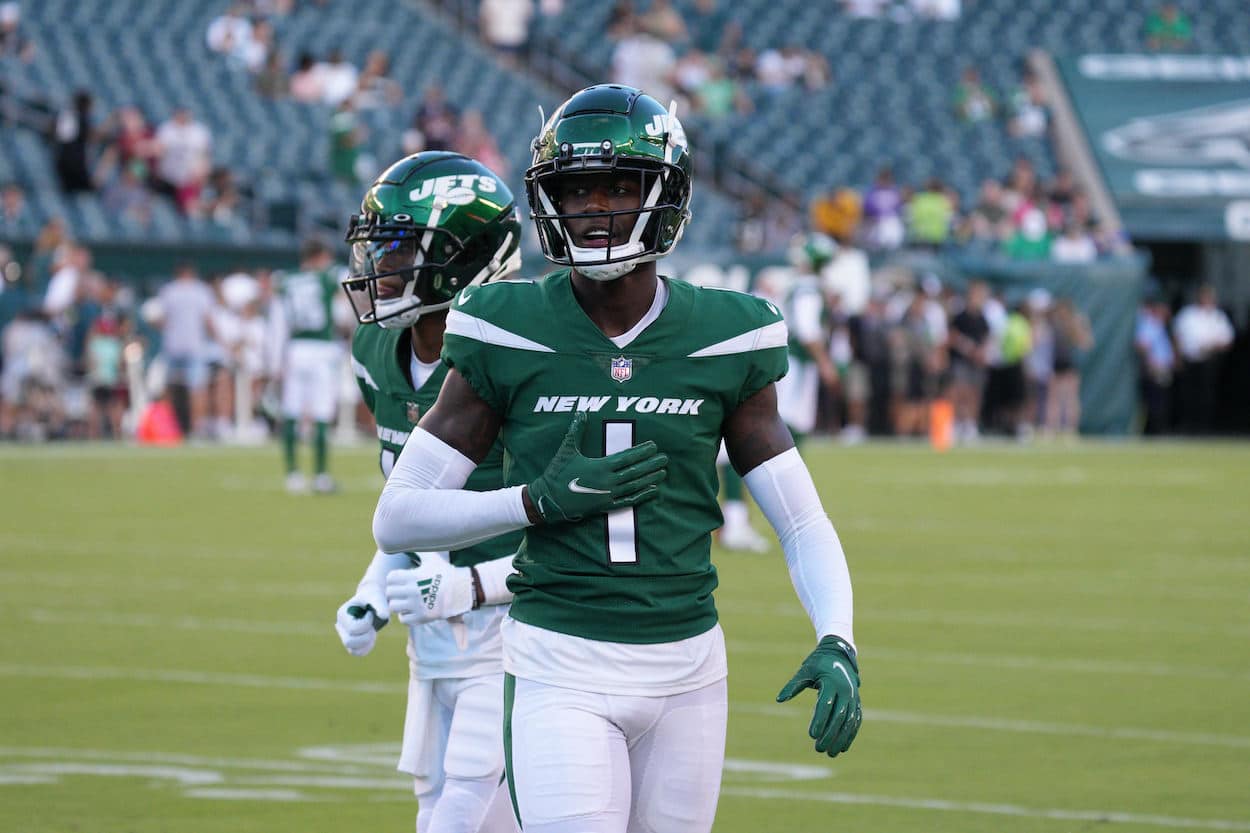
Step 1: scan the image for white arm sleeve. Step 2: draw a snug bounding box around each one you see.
[373,427,531,554]
[358,549,416,594]
[744,447,854,648]
[472,553,517,607]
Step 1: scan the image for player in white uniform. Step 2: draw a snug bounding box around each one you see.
[333,152,525,833]
[268,238,351,493]
[775,232,840,442]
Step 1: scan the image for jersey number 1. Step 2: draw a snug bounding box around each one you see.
[604,421,638,564]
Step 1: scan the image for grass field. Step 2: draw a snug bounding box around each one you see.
[2,439,1248,833]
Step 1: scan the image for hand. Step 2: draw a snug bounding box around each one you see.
[525,411,668,524]
[386,553,476,626]
[776,635,862,758]
[334,587,389,657]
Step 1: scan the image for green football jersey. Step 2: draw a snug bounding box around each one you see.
[278,267,340,341]
[441,270,789,644]
[351,324,522,569]
[785,277,826,367]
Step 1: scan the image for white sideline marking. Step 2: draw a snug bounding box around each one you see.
[719,786,1250,831]
[25,609,326,637]
[728,640,1250,682]
[185,788,314,801]
[730,704,1250,750]
[0,746,390,776]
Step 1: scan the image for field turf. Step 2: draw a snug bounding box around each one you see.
[1,440,1248,832]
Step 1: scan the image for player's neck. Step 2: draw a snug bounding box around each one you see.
[569,264,659,338]
[409,311,448,364]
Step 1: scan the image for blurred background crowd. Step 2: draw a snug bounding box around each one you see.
[1,0,1246,444]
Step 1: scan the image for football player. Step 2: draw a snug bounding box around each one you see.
[268,238,351,493]
[333,151,523,833]
[372,86,861,833]
[777,231,840,445]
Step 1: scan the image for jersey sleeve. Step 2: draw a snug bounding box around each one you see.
[441,293,509,413]
[739,298,790,405]
[349,327,378,413]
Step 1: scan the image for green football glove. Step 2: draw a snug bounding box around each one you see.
[776,635,862,758]
[526,411,668,524]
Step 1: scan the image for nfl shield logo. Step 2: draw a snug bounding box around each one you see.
[610,356,633,383]
[406,402,421,423]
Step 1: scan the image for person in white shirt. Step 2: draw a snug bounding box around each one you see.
[1173,285,1234,434]
[154,108,213,215]
[156,264,217,438]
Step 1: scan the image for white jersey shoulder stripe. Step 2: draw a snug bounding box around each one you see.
[687,320,789,358]
[350,355,380,390]
[445,309,556,353]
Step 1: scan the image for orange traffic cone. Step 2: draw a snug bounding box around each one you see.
[136,399,183,446]
[929,398,954,452]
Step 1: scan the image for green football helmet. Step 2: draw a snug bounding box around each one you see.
[788,232,839,273]
[525,84,692,281]
[343,152,521,329]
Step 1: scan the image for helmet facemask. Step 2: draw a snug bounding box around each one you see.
[343,212,518,329]
[528,142,690,282]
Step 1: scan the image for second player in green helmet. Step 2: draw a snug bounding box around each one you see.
[525,84,693,281]
[343,151,521,329]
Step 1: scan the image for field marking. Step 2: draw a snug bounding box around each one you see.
[24,609,328,637]
[728,640,1250,682]
[3,664,1246,752]
[718,600,1250,638]
[731,705,1250,750]
[720,786,1250,831]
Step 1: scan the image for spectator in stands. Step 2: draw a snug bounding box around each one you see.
[0,2,34,63]
[353,50,401,110]
[694,58,752,118]
[953,66,996,124]
[289,52,323,103]
[686,0,734,56]
[1135,296,1175,435]
[206,4,254,57]
[454,109,509,178]
[906,178,955,250]
[1047,167,1078,215]
[1005,184,1055,260]
[412,84,459,152]
[329,99,366,186]
[102,159,155,228]
[238,18,273,74]
[256,48,289,98]
[1050,220,1098,263]
[960,178,1012,245]
[611,21,677,105]
[842,0,889,17]
[1046,297,1092,438]
[316,50,360,108]
[203,167,244,228]
[734,192,802,253]
[755,45,805,93]
[154,107,213,216]
[42,243,92,332]
[53,90,97,193]
[1001,156,1036,214]
[909,0,960,19]
[810,187,863,248]
[156,263,217,438]
[947,280,991,443]
[99,105,160,184]
[1008,69,1048,138]
[1,182,34,236]
[606,0,637,39]
[480,0,535,65]
[862,167,906,251]
[1145,4,1193,52]
[638,0,689,45]
[1172,284,1234,435]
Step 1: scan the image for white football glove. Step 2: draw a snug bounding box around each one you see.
[335,589,388,657]
[386,553,476,628]
[334,550,414,657]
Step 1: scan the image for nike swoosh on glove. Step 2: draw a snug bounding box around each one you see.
[777,635,862,758]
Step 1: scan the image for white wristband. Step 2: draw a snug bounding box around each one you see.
[472,553,517,606]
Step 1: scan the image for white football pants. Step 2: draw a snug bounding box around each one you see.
[413,675,518,833]
[505,676,728,833]
[280,339,341,422]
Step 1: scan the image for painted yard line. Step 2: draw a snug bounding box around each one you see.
[728,641,1250,682]
[731,704,1250,750]
[0,747,388,777]
[717,600,1250,638]
[719,786,1250,832]
[0,664,404,694]
[25,609,327,637]
[2,665,1244,753]
[0,570,346,597]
